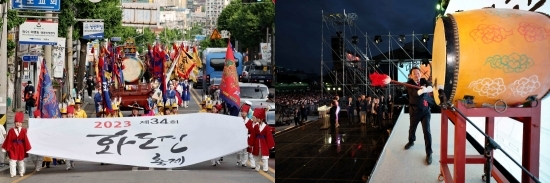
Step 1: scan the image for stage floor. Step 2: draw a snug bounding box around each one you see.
[369,110,497,183]
[275,114,396,183]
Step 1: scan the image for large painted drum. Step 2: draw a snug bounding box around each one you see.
[432,8,550,107]
[121,57,145,83]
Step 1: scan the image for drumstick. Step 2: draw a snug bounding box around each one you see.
[369,72,422,90]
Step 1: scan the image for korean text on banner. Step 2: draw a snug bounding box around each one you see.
[27,113,248,168]
[83,22,104,39]
[19,21,58,45]
[53,38,66,78]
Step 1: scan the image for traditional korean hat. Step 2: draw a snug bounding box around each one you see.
[253,108,266,121]
[33,109,41,118]
[74,98,82,104]
[14,111,24,123]
[67,106,75,114]
[171,102,178,108]
[130,103,143,110]
[112,101,119,111]
[206,103,213,109]
[157,101,164,107]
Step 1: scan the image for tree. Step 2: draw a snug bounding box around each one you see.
[158,28,183,45]
[3,10,26,58]
[199,39,225,50]
[58,0,123,39]
[217,0,274,51]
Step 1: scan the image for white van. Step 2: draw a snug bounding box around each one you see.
[239,82,275,125]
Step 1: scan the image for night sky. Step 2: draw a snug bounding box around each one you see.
[275,0,439,73]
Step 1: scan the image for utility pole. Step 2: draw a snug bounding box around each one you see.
[66,26,74,91]
[1,3,9,124]
[44,12,53,77]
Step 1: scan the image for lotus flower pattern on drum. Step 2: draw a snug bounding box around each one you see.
[485,53,534,73]
[469,24,513,44]
[468,78,507,98]
[508,75,541,97]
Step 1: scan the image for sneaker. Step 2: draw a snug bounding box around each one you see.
[404,142,414,149]
[11,175,15,178]
[66,167,71,170]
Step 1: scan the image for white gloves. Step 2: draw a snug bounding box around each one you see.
[437,85,444,91]
[426,86,433,93]
[417,86,428,96]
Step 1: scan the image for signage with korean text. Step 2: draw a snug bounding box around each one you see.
[53,38,66,78]
[83,22,104,39]
[11,0,61,11]
[27,113,247,168]
[19,21,58,45]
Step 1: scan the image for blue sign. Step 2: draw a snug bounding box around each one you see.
[82,22,104,40]
[22,55,39,62]
[12,0,61,11]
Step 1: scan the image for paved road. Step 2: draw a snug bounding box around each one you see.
[0,88,274,183]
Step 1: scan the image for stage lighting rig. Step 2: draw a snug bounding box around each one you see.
[336,31,343,37]
[422,34,430,42]
[399,35,405,43]
[352,36,358,44]
[374,35,382,44]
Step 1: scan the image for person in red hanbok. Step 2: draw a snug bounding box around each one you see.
[237,101,256,168]
[251,108,274,172]
[1,112,32,178]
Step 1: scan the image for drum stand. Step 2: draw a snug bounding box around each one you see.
[437,90,541,183]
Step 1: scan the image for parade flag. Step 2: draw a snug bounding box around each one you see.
[100,55,113,112]
[219,40,241,116]
[37,59,61,118]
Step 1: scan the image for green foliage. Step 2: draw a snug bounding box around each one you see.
[58,0,123,40]
[199,39,225,50]
[186,24,203,40]
[135,28,157,47]
[158,28,184,45]
[7,10,26,30]
[217,0,274,50]
[7,40,16,58]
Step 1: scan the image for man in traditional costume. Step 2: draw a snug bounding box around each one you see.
[146,91,155,114]
[93,87,103,114]
[180,80,191,108]
[237,101,255,168]
[155,101,164,116]
[166,85,177,107]
[129,103,143,117]
[198,101,207,113]
[251,108,275,172]
[74,97,88,118]
[111,97,123,117]
[1,112,32,177]
[171,103,178,115]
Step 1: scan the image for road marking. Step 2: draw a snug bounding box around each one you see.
[190,88,201,107]
[258,170,275,182]
[11,169,38,183]
[268,167,275,174]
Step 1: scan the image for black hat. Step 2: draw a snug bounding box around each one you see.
[129,103,143,110]
[27,80,32,84]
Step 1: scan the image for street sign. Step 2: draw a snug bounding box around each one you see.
[221,30,230,39]
[19,20,58,45]
[83,22,104,39]
[11,0,61,11]
[110,37,122,42]
[210,29,221,40]
[22,55,39,62]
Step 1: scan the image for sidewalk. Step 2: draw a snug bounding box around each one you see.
[0,99,89,172]
[274,115,319,135]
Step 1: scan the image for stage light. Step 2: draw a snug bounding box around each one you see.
[422,34,430,42]
[374,35,382,44]
[338,88,341,91]
[336,31,343,37]
[436,4,441,10]
[352,36,358,44]
[399,35,405,43]
[422,58,430,67]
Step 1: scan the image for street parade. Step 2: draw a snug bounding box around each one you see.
[0,38,275,182]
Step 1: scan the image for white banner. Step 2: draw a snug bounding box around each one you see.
[19,21,58,45]
[53,38,66,78]
[27,113,247,168]
[260,43,271,62]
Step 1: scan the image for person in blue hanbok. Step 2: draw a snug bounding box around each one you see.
[166,85,177,106]
[180,80,191,108]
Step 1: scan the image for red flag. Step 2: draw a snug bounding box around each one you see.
[219,39,241,116]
